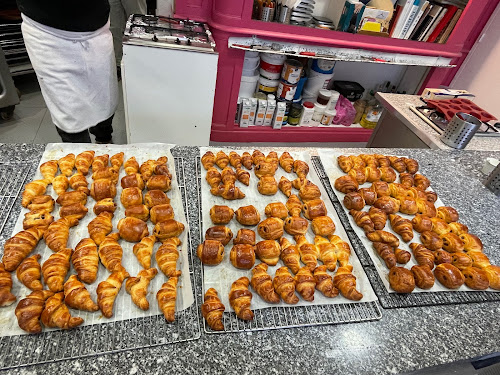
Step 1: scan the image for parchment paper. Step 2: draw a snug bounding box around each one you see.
[0,143,194,337]
[318,149,500,294]
[199,147,378,311]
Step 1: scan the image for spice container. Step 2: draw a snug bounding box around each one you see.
[320,109,336,125]
[317,89,332,105]
[299,101,315,126]
[277,80,298,100]
[326,90,340,111]
[287,103,303,125]
[312,102,326,122]
[281,59,303,84]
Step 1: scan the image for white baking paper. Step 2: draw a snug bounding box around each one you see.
[0,143,194,337]
[199,147,378,311]
[317,149,500,294]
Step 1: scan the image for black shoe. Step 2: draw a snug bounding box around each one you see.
[117,67,121,81]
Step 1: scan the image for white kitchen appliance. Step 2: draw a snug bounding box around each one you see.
[122,15,218,145]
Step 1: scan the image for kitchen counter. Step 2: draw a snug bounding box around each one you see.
[371,93,500,151]
[1,144,500,375]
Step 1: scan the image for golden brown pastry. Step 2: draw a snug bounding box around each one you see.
[42,248,71,292]
[124,156,139,175]
[302,199,327,220]
[257,176,278,196]
[372,242,396,269]
[44,217,79,252]
[388,183,409,200]
[210,182,246,200]
[366,230,399,248]
[133,235,156,269]
[201,288,225,331]
[374,154,390,167]
[93,198,117,216]
[63,275,98,312]
[23,209,54,230]
[146,175,171,192]
[120,187,143,209]
[397,197,418,216]
[436,206,459,223]
[373,196,400,215]
[298,180,322,202]
[364,166,381,183]
[291,176,308,190]
[411,215,432,233]
[310,216,335,237]
[229,277,254,320]
[266,151,279,170]
[240,152,253,169]
[399,173,414,188]
[367,207,386,231]
[348,168,367,185]
[395,247,411,264]
[389,267,415,293]
[403,158,418,174]
[157,277,179,322]
[155,158,171,177]
[40,160,58,182]
[358,188,377,206]
[273,267,299,304]
[197,240,225,265]
[389,214,413,242]
[430,217,451,236]
[16,254,42,291]
[117,217,149,242]
[449,222,469,236]
[144,190,170,209]
[68,172,89,195]
[314,236,338,271]
[139,159,158,182]
[313,265,339,298]
[334,175,358,194]
[92,154,109,173]
[461,267,489,290]
[27,195,54,213]
[121,173,145,190]
[110,152,124,172]
[279,238,301,274]
[278,151,293,172]
[343,192,365,211]
[92,167,119,184]
[72,238,99,284]
[205,226,233,246]
[254,161,276,178]
[0,262,16,306]
[483,266,500,290]
[414,174,430,191]
[293,160,309,178]
[459,233,483,252]
[294,235,319,271]
[148,204,173,224]
[329,235,351,267]
[264,202,288,219]
[337,155,354,173]
[209,205,234,224]
[236,168,250,186]
[90,179,117,201]
[153,219,185,241]
[378,167,397,183]
[333,265,363,300]
[15,290,54,333]
[22,179,50,207]
[125,268,158,310]
[97,269,129,318]
[215,151,230,169]
[257,217,284,240]
[434,249,452,265]
[411,265,434,289]
[283,216,309,236]
[41,292,83,329]
[441,233,465,253]
[420,231,443,251]
[360,154,377,166]
[58,153,75,176]
[409,243,435,270]
[125,204,150,221]
[201,151,215,170]
[98,233,127,273]
[286,194,302,217]
[59,202,88,220]
[294,267,316,302]
[468,252,490,269]
[255,240,280,266]
[350,155,365,169]
[251,263,280,303]
[235,205,261,226]
[451,253,472,270]
[434,263,465,289]
[230,244,256,269]
[349,209,375,233]
[387,156,405,173]
[2,226,46,272]
[228,151,242,169]
[416,199,437,218]
[234,229,256,245]
[425,191,438,203]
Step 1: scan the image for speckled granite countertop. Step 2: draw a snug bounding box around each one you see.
[1,144,500,375]
[376,93,500,151]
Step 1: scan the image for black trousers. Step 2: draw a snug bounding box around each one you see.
[56,115,114,143]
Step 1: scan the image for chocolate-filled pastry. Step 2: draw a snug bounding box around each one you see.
[215,151,230,169]
[368,207,387,231]
[388,156,406,173]
[483,266,500,290]
[412,214,433,233]
[375,154,391,168]
[284,216,309,236]
[205,226,233,246]
[229,151,242,169]
[257,176,278,196]
[252,150,265,166]
[459,233,483,252]
[279,152,294,172]
[430,217,451,236]
[153,219,185,241]
[404,158,419,174]
[379,167,397,183]
[197,240,224,265]
[254,162,276,178]
[437,206,459,223]
[389,214,413,242]
[56,190,87,207]
[241,152,253,169]
[120,187,143,209]
[462,267,489,290]
[295,267,316,302]
[343,192,365,211]
[398,197,418,215]
[409,243,435,270]
[372,242,396,269]
[93,198,117,216]
[146,175,171,192]
[155,163,172,179]
[420,231,443,250]
[348,168,367,185]
[201,151,215,170]
[209,205,234,224]
[337,155,354,173]
[449,222,469,236]
[117,217,149,242]
[273,267,299,304]
[265,202,288,219]
[416,199,437,217]
[293,160,309,178]
[257,218,284,240]
[395,248,411,264]
[389,267,415,293]
[211,182,246,200]
[149,204,174,224]
[366,230,399,248]
[23,209,54,230]
[371,181,390,197]
[278,176,292,197]
[302,199,327,220]
[414,174,430,190]
[434,249,452,265]
[364,166,381,183]
[434,263,465,289]
[286,194,302,217]
[221,167,237,185]
[92,167,119,184]
[235,205,261,226]
[451,253,472,270]
[358,188,377,206]
[399,173,414,188]
[121,173,145,190]
[441,233,465,253]
[349,209,375,233]
[144,190,170,208]
[205,167,221,188]
[234,229,255,245]
[28,195,55,213]
[311,216,335,237]
[468,252,490,269]
[255,240,281,266]
[59,202,88,220]
[124,156,139,175]
[411,265,434,289]
[334,175,358,194]
[236,168,250,186]
[90,179,117,201]
[426,191,438,203]
[373,196,400,214]
[230,244,255,269]
[298,180,321,202]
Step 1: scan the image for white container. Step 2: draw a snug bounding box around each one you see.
[259,67,281,80]
[255,99,267,126]
[238,74,259,98]
[273,102,286,129]
[264,99,276,126]
[299,102,315,126]
[249,98,258,125]
[320,109,336,125]
[245,51,260,58]
[258,76,280,94]
[304,75,333,99]
[242,66,258,77]
[239,99,251,127]
[312,102,326,122]
[243,56,260,70]
[261,53,287,65]
[326,90,340,111]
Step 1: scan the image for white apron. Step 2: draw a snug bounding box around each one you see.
[21,14,119,133]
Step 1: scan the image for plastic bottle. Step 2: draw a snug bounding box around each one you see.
[299,101,315,126]
[321,109,336,125]
[312,102,326,122]
[360,90,383,129]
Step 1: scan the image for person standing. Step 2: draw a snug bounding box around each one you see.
[17,0,119,143]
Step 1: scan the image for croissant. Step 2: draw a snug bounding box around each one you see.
[257,218,284,240]
[92,167,119,184]
[395,247,411,264]
[310,216,335,237]
[233,229,255,246]
[272,267,298,304]
[230,244,255,270]
[16,254,42,291]
[117,217,149,242]
[214,151,229,169]
[410,265,435,290]
[366,230,399,248]
[397,197,418,216]
[388,183,409,200]
[121,173,145,190]
[153,219,184,241]
[364,166,381,183]
[54,190,83,211]
[274,177,291,199]
[28,195,55,213]
[278,238,300,274]
[343,192,365,211]
[425,191,438,203]
[302,199,327,220]
[389,214,413,242]
[408,186,426,200]
[15,290,54,333]
[263,202,287,220]
[98,233,126,273]
[40,292,83,329]
[372,242,396,269]
[21,179,49,207]
[138,159,156,182]
[144,190,170,208]
[314,236,338,271]
[349,209,375,233]
[23,209,53,230]
[286,194,302,217]
[379,167,397,183]
[328,235,351,267]
[399,173,414,188]
[109,152,124,172]
[298,181,321,202]
[334,175,358,194]
[209,205,234,225]
[360,154,377,166]
[373,154,390,168]
[228,277,253,320]
[92,154,109,173]
[409,243,435,270]
[59,202,88,220]
[449,222,468,236]
[387,156,405,173]
[63,274,98,312]
[294,235,319,271]
[211,182,246,200]
[233,168,250,186]
[358,188,377,206]
[93,198,117,216]
[72,238,99,284]
[429,217,451,237]
[459,233,483,252]
[367,207,386,231]
[155,277,178,323]
[441,233,465,253]
[90,179,117,201]
[40,160,58,182]
[125,268,158,310]
[293,267,315,302]
[146,175,171,192]
[434,206,458,224]
[0,262,16,306]
[310,266,338,299]
[197,240,225,265]
[266,151,279,170]
[257,176,278,196]
[373,196,400,215]
[412,214,432,233]
[468,252,490,269]
[235,205,260,226]
[370,181,390,198]
[337,155,354,173]
[255,240,280,266]
[402,157,418,174]
[413,174,430,191]
[434,263,464,289]
[42,248,71,292]
[202,288,225,331]
[201,151,215,170]
[434,249,453,265]
[420,231,443,251]
[58,153,75,176]
[97,269,129,318]
[282,216,308,236]
[250,263,280,303]
[451,253,472,270]
[388,267,415,293]
[122,156,138,175]
[483,265,500,290]
[44,217,78,252]
[293,160,309,178]
[156,237,182,277]
[333,265,363,300]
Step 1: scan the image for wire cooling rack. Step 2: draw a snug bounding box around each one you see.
[0,157,202,371]
[312,156,500,309]
[196,157,382,334]
[0,163,31,234]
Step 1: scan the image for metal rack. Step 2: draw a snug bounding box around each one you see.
[0,157,202,371]
[312,156,500,309]
[0,163,31,234]
[196,157,382,334]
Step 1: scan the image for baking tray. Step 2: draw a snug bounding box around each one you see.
[196,155,382,333]
[312,155,500,308]
[0,163,31,234]
[0,157,201,370]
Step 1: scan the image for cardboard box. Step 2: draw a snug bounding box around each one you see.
[338,0,366,33]
[421,88,475,101]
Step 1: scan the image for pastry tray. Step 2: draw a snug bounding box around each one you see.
[196,156,382,334]
[312,156,500,309]
[0,157,202,371]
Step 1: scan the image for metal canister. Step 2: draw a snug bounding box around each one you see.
[281,59,303,85]
[277,79,298,100]
[440,112,482,149]
[287,103,303,125]
[485,163,500,196]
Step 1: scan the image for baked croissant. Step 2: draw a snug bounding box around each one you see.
[283,216,309,236]
[409,243,435,270]
[92,167,119,184]
[125,268,158,310]
[366,230,399,248]
[333,265,363,300]
[358,188,377,206]
[329,235,351,268]
[364,166,381,183]
[437,206,459,223]
[28,195,55,213]
[334,175,358,194]
[44,217,79,252]
[348,168,367,185]
[483,265,500,290]
[23,209,54,230]
[144,190,170,208]
[16,254,42,291]
[230,244,255,269]
[441,233,465,253]
[434,263,464,289]
[72,238,99,284]
[90,179,117,201]
[388,267,415,293]
[202,288,225,330]
[201,151,215,170]
[294,267,316,302]
[97,269,129,318]
[139,159,158,182]
[234,229,256,245]
[236,168,250,186]
[360,154,377,166]
[420,231,443,251]
[211,182,246,200]
[0,262,16,306]
[146,175,171,192]
[388,156,406,173]
[264,202,288,220]
[343,192,365,211]
[379,167,397,183]
[157,277,179,323]
[278,152,294,172]
[254,162,276,178]
[426,191,438,203]
[349,209,375,233]
[279,238,301,274]
[375,154,390,168]
[87,211,113,246]
[462,267,489,290]
[235,152,250,170]
[58,153,75,176]
[278,176,292,197]
[430,217,451,236]
[313,266,339,298]
[295,235,319,271]
[251,263,280,303]
[59,202,88,220]
[41,292,83,329]
[298,180,321,202]
[311,216,336,237]
[130,236,155,271]
[42,248,71,292]
[227,151,241,169]
[22,179,49,207]
[93,198,117,215]
[402,158,418,174]
[371,181,390,199]
[389,214,414,242]
[110,152,124,172]
[215,151,230,169]
[153,219,184,241]
[15,290,54,333]
[257,218,284,240]
[118,217,149,242]
[209,205,234,224]
[314,236,338,271]
[373,196,400,215]
[395,247,411,264]
[293,160,309,178]
[98,233,126,273]
[92,154,109,173]
[286,194,302,217]
[399,173,414,188]
[40,160,58,182]
[257,176,278,196]
[229,277,254,320]
[449,222,469,236]
[397,197,418,216]
[235,205,261,226]
[337,155,354,173]
[468,252,490,269]
[255,240,280,266]
[156,237,182,277]
[252,150,265,166]
[434,249,453,265]
[459,233,483,252]
[412,214,433,233]
[302,199,327,220]
[266,151,279,169]
[411,265,435,289]
[413,174,430,191]
[388,183,409,200]
[197,240,225,265]
[64,275,99,311]
[121,173,145,190]
[367,207,387,231]
[372,242,397,269]
[273,267,299,304]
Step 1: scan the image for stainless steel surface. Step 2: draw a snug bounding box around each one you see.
[485,163,500,196]
[441,112,482,149]
[0,45,20,109]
